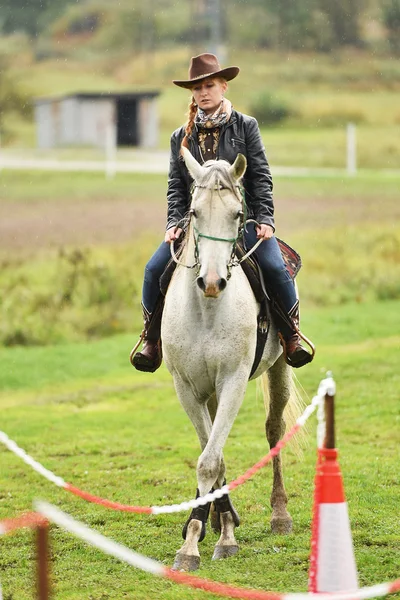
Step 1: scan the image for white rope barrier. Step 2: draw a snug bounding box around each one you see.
[0,432,65,487]
[1,373,399,600]
[287,585,396,600]
[33,501,399,600]
[34,501,163,576]
[0,375,336,515]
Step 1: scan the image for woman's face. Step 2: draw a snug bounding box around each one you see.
[191,78,227,115]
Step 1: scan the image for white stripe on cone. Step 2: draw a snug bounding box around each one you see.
[317,502,358,592]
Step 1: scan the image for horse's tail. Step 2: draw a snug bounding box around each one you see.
[257,370,309,458]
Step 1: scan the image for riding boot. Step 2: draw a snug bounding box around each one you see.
[131,300,163,373]
[277,300,315,368]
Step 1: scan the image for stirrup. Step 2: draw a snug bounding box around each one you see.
[278,332,315,368]
[129,330,146,365]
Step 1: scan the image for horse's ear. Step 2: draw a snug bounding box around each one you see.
[230,153,247,181]
[181,146,204,182]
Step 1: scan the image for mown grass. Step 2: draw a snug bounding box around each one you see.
[0,170,166,205]
[0,300,399,599]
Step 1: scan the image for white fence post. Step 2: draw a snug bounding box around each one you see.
[105,124,117,179]
[346,122,357,176]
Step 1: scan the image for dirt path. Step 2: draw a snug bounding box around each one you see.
[0,197,166,253]
[1,179,398,254]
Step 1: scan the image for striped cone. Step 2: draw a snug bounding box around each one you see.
[309,443,358,592]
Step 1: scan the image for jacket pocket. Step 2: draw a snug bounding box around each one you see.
[230,137,246,148]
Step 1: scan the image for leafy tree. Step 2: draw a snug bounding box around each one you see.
[381,0,400,54]
[0,55,31,141]
[0,0,80,37]
[317,0,363,47]
[0,0,394,55]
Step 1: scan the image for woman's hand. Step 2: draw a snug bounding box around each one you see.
[165,227,183,243]
[256,224,274,240]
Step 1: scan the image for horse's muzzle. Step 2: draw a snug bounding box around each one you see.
[197,276,227,297]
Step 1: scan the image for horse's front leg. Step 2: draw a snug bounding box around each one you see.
[208,393,241,539]
[198,370,248,560]
[266,356,293,534]
[172,376,213,571]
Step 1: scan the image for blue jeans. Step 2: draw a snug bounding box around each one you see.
[243,226,297,312]
[142,240,172,314]
[142,227,297,329]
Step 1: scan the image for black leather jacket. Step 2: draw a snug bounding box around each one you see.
[166,109,275,231]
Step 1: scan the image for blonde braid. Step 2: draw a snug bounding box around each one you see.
[181,96,197,151]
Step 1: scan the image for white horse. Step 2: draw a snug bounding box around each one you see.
[162,148,301,571]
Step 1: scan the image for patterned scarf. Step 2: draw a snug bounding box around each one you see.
[195,98,232,129]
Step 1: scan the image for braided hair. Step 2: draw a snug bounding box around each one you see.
[181,96,197,151]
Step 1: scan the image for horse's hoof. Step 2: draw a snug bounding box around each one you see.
[212,545,239,560]
[271,516,293,534]
[172,552,200,572]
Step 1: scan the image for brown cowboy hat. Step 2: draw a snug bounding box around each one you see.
[173,53,240,89]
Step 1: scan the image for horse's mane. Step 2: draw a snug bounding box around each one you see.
[179,159,242,263]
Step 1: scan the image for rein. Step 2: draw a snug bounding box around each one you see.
[170,182,263,275]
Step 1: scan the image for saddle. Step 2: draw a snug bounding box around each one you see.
[159,237,302,378]
[235,238,302,377]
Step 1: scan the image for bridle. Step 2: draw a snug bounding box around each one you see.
[170,181,264,278]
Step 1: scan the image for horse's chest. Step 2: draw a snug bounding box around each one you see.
[162,272,258,379]
[163,312,256,381]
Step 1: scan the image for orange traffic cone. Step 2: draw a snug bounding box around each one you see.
[309,381,358,593]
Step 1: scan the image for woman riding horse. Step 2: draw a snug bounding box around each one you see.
[132,53,314,372]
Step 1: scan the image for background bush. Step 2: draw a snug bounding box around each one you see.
[249,92,293,126]
[0,248,139,346]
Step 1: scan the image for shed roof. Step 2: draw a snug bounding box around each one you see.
[34,91,160,104]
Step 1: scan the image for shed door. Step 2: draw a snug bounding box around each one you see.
[117,99,138,146]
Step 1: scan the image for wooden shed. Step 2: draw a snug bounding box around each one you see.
[34,91,160,149]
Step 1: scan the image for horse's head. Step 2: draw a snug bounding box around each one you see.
[182,147,247,298]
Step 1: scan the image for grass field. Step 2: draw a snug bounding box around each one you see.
[0,166,400,598]
[0,302,399,599]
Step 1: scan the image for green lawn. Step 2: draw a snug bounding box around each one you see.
[0,300,399,599]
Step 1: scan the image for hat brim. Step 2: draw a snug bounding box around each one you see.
[173,66,240,89]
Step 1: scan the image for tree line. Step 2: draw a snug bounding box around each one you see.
[0,0,399,54]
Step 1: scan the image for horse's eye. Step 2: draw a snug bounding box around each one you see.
[236,210,244,219]
[190,208,197,218]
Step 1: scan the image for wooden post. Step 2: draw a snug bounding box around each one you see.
[323,391,335,449]
[105,123,116,180]
[37,524,50,600]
